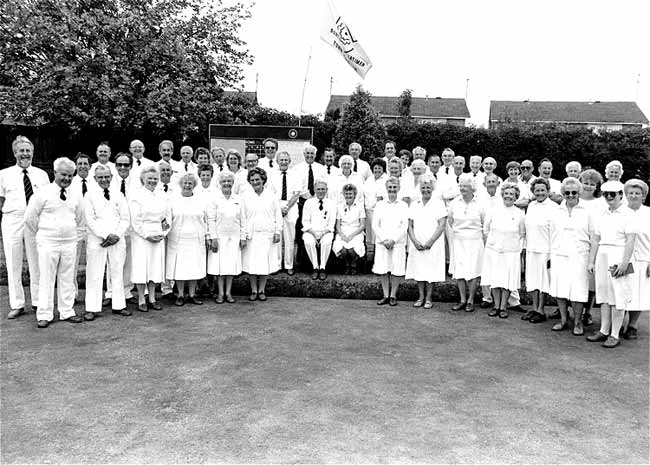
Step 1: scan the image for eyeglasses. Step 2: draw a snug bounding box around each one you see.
[264,146,276,150]
[602,191,622,198]
[521,166,532,170]
[115,163,131,167]
[563,190,579,196]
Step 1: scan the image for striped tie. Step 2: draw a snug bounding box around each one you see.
[23,169,33,204]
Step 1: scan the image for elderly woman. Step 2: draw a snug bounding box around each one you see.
[196,164,215,197]
[405,159,427,204]
[621,179,650,340]
[363,158,388,255]
[405,174,447,309]
[333,184,366,275]
[378,158,411,205]
[227,149,249,196]
[447,175,486,312]
[166,173,207,306]
[129,166,171,311]
[330,155,364,205]
[548,178,593,334]
[481,182,526,318]
[372,176,409,306]
[522,178,559,323]
[195,147,211,166]
[207,171,246,304]
[586,181,636,348]
[398,149,412,170]
[241,167,281,301]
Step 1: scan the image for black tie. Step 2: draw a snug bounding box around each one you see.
[121,179,126,195]
[60,188,66,201]
[137,159,141,166]
[473,173,477,177]
[327,166,331,175]
[269,160,273,168]
[185,163,188,172]
[353,160,357,172]
[103,188,110,200]
[219,165,223,171]
[23,169,33,204]
[164,184,168,193]
[318,199,323,211]
[307,165,314,196]
[446,166,450,175]
[281,172,287,201]
[82,179,87,196]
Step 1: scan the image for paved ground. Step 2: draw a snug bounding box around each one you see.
[1,289,648,464]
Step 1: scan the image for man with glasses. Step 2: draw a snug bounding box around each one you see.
[259,138,280,172]
[519,159,535,185]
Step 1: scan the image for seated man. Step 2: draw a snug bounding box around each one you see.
[301,179,336,280]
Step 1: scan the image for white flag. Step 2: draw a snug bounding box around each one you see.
[319,0,372,79]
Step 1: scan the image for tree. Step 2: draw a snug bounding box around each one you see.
[0,0,252,138]
[331,85,386,160]
[397,88,412,119]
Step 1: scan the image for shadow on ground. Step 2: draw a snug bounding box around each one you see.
[1,290,648,463]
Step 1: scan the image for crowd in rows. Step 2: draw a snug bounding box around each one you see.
[1,136,648,348]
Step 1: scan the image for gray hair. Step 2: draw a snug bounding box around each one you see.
[218,170,235,183]
[419,173,436,188]
[12,135,34,153]
[178,173,198,188]
[458,174,477,192]
[140,166,159,184]
[53,157,75,172]
[561,177,583,194]
[500,181,521,200]
[624,179,648,199]
[385,176,401,188]
[565,161,582,173]
[338,155,354,168]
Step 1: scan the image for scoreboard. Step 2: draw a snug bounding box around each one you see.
[208,124,314,167]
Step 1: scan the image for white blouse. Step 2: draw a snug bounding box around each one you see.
[129,188,171,239]
[594,204,633,247]
[372,199,409,244]
[168,195,207,245]
[525,198,559,253]
[408,197,447,243]
[551,201,593,256]
[448,196,486,240]
[629,205,650,261]
[484,205,525,253]
[207,194,246,239]
[242,188,282,238]
[336,200,366,235]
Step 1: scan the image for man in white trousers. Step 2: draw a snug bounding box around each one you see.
[302,180,336,280]
[24,157,84,328]
[0,135,49,319]
[84,165,131,319]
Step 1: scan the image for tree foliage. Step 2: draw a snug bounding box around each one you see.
[0,0,252,138]
[397,89,412,119]
[331,85,386,160]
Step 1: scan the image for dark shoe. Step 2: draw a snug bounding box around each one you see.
[187,296,203,305]
[582,312,593,326]
[623,327,638,340]
[350,266,358,275]
[498,310,509,319]
[126,297,138,305]
[287,268,295,276]
[258,292,267,301]
[37,320,50,328]
[174,297,185,307]
[602,336,620,348]
[225,295,235,303]
[66,315,83,323]
[102,298,111,307]
[548,309,561,319]
[83,312,95,321]
[148,301,162,310]
[521,311,535,321]
[586,331,608,342]
[7,308,25,319]
[529,312,547,324]
[120,308,132,316]
[318,270,327,280]
[479,301,493,309]
[452,302,467,311]
[507,305,525,313]
[137,303,149,312]
[249,293,258,301]
[311,271,319,280]
[389,297,397,306]
[215,295,224,304]
[488,308,499,317]
[162,293,176,302]
[377,297,390,305]
[464,303,475,313]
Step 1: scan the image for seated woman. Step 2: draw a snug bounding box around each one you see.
[405,174,447,309]
[481,182,526,318]
[333,184,366,275]
[372,176,409,306]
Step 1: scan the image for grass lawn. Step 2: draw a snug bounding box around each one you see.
[1,290,648,463]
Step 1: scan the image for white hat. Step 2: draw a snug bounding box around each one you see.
[601,181,624,192]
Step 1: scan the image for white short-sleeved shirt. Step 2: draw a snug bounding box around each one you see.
[448,196,485,240]
[551,201,593,256]
[484,205,525,253]
[0,165,50,215]
[525,198,559,253]
[372,199,409,244]
[629,205,650,261]
[408,197,447,243]
[594,204,633,247]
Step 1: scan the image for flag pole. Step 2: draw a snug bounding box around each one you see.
[299,46,313,127]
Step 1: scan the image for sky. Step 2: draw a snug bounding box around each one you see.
[236,0,650,127]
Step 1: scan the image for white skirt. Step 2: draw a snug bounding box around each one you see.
[372,242,406,276]
[166,236,206,281]
[549,253,589,302]
[242,231,280,275]
[623,260,650,311]
[207,233,242,276]
[594,246,631,308]
[452,236,483,280]
[405,237,445,283]
[481,248,520,292]
[525,251,550,293]
[130,234,165,284]
[333,233,366,257]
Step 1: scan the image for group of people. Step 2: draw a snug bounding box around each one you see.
[1,136,647,349]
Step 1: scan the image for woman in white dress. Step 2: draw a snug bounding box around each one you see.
[242,167,282,301]
[447,176,486,313]
[378,158,412,205]
[363,158,387,254]
[130,166,171,311]
[195,164,215,198]
[207,171,246,304]
[405,174,447,309]
[227,149,250,196]
[620,179,649,340]
[372,176,409,306]
[166,173,207,306]
[586,181,636,348]
[548,178,593,333]
[481,182,526,318]
[333,184,366,274]
[406,159,427,204]
[522,178,559,324]
[329,155,365,205]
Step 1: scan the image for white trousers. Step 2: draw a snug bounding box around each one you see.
[279,215,297,270]
[303,232,333,270]
[1,213,39,310]
[445,223,455,274]
[86,236,126,313]
[105,235,133,299]
[72,234,86,299]
[36,241,77,321]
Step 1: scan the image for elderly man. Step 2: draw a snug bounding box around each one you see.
[439,148,455,176]
[70,153,92,301]
[294,145,326,200]
[302,179,336,280]
[519,159,535,184]
[172,145,197,174]
[259,138,279,172]
[89,142,119,181]
[129,139,154,181]
[348,142,371,182]
[211,147,228,173]
[244,152,259,172]
[381,141,397,164]
[84,165,131,319]
[537,158,563,202]
[154,160,177,301]
[565,161,582,179]
[322,147,340,177]
[24,157,84,328]
[156,140,178,175]
[468,155,485,185]
[1,136,50,319]
[269,151,303,275]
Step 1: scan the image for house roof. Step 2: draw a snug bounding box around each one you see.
[489,100,649,125]
[327,95,470,119]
